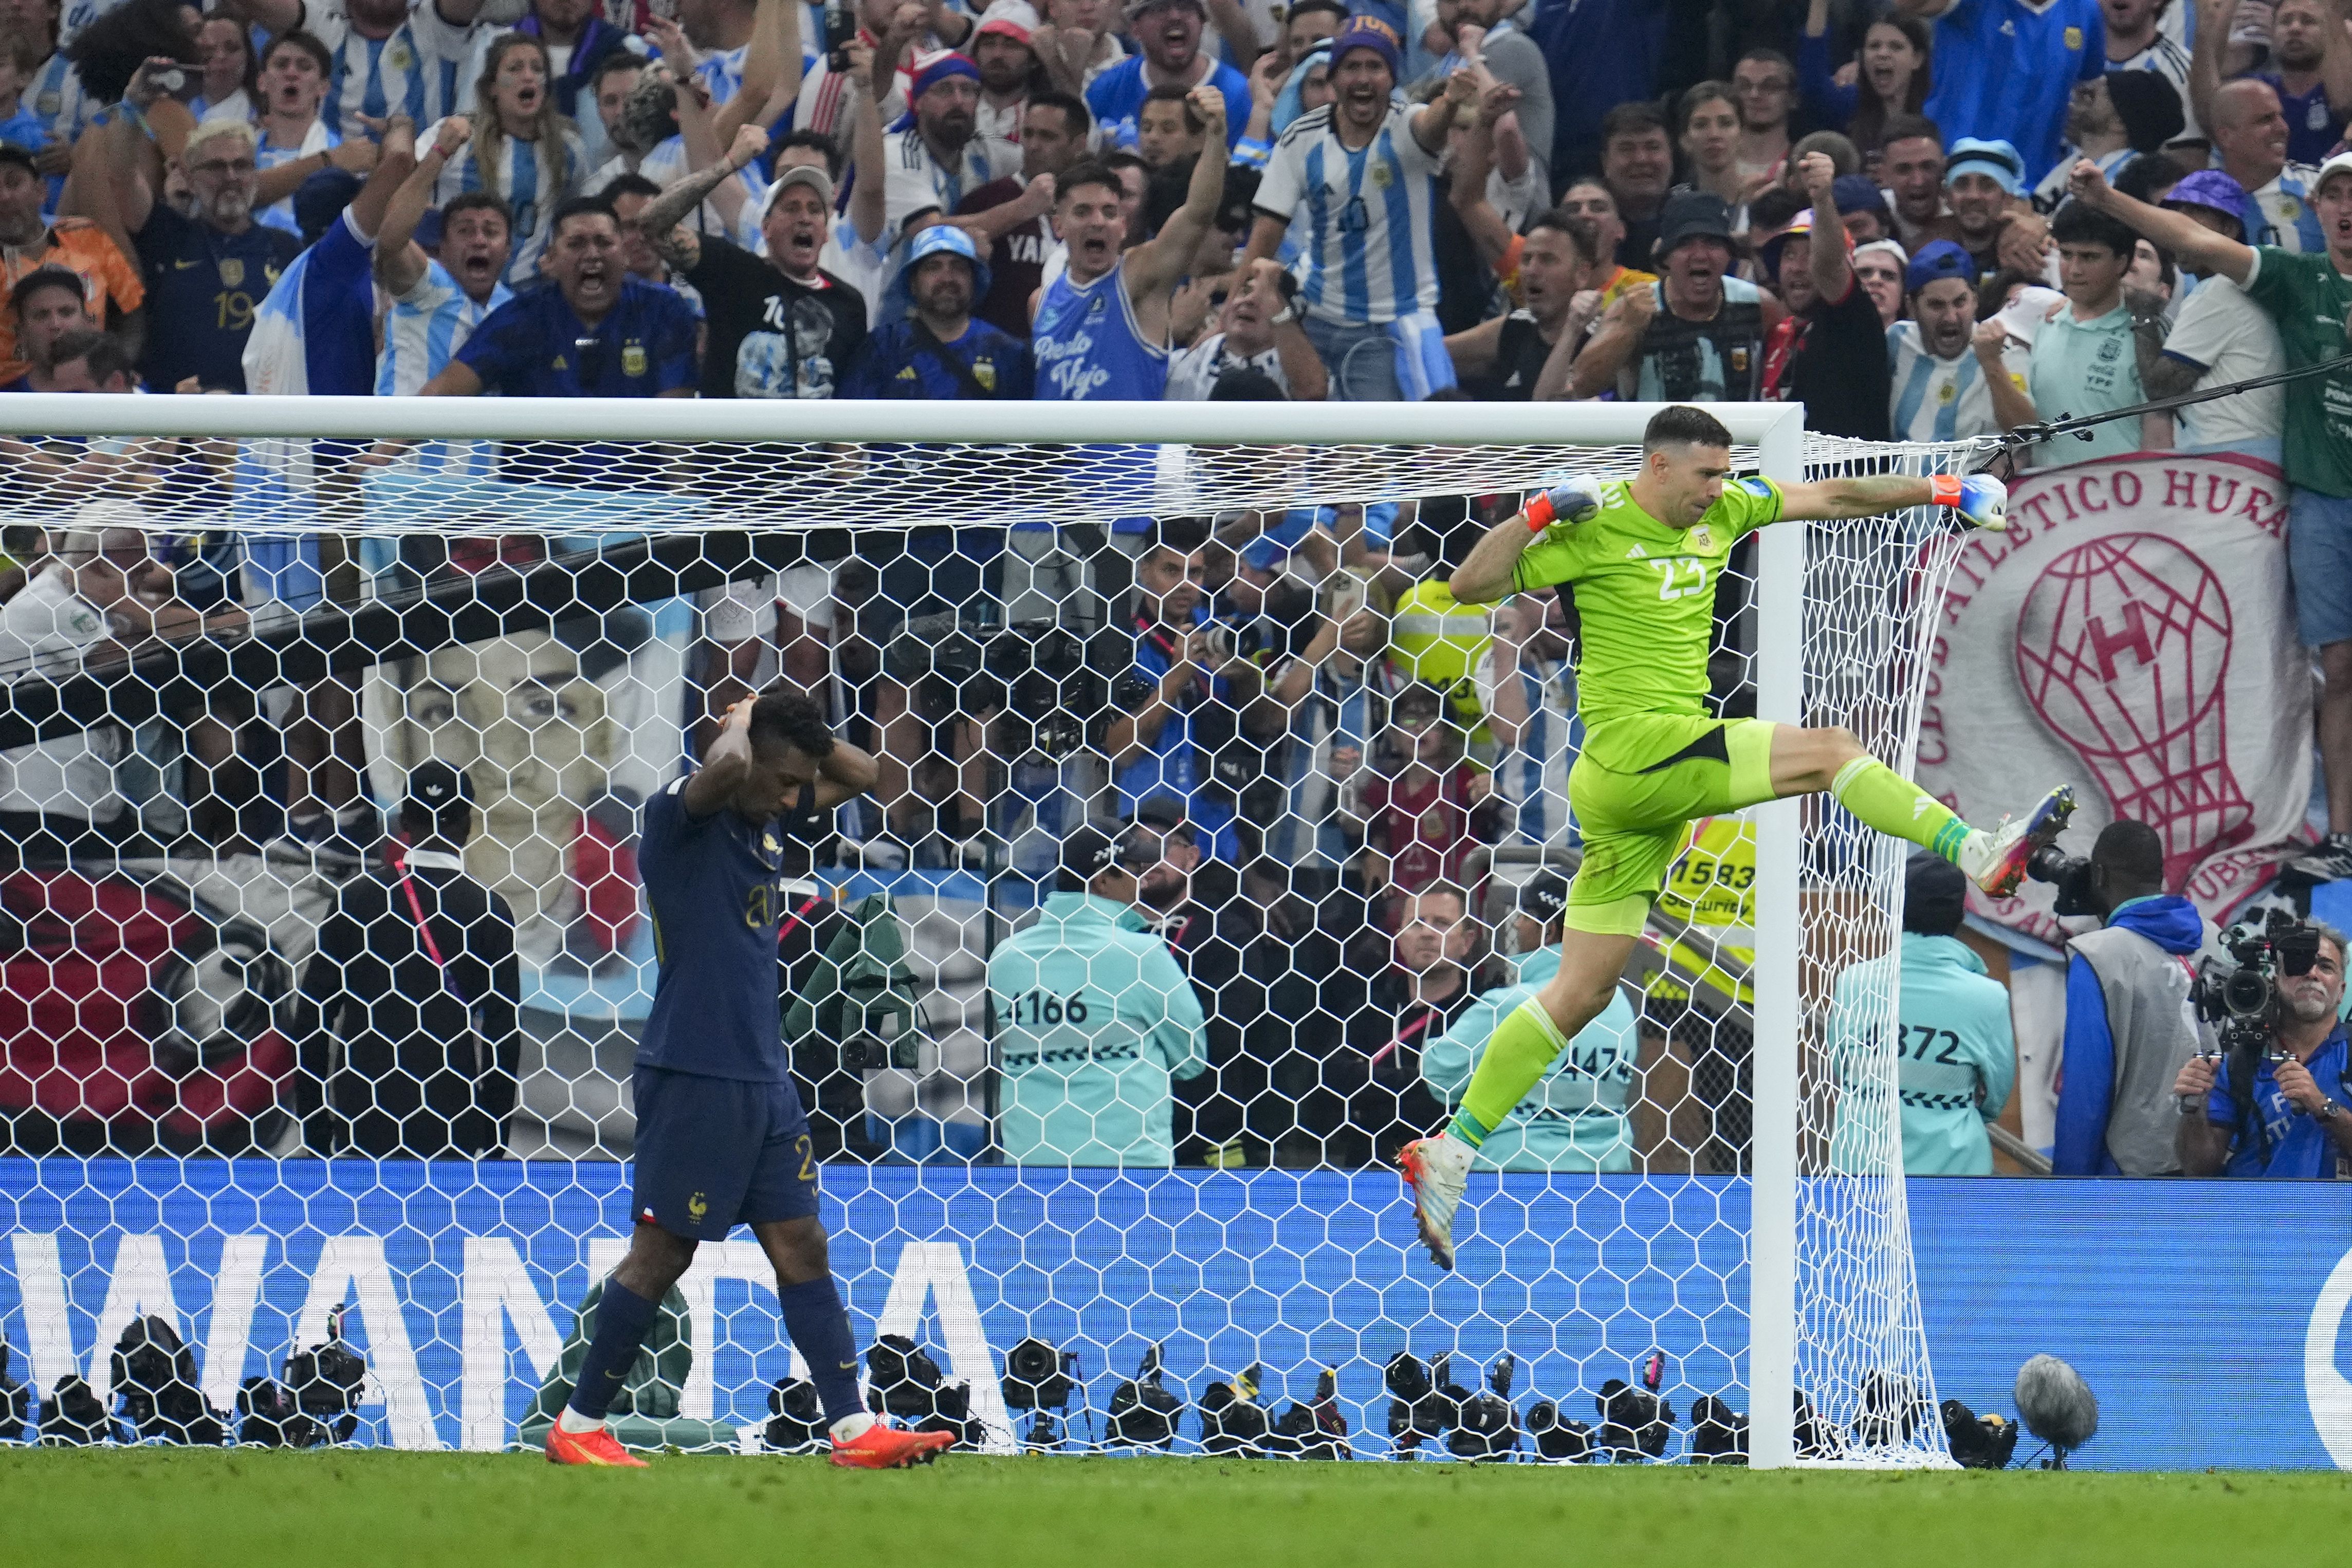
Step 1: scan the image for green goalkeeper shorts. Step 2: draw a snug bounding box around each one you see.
[1566,715,1780,936]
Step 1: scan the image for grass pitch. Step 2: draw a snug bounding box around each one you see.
[8,1449,2347,1566]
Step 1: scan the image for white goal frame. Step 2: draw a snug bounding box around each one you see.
[2,393,1818,1466]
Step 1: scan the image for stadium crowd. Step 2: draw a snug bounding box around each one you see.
[0,0,2347,1176]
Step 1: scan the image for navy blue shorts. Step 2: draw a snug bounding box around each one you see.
[630,1066,820,1240]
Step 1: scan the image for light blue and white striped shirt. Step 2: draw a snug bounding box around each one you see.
[433,126,586,286]
[301,0,477,138]
[377,255,512,395]
[693,42,748,105]
[1886,320,2017,443]
[1475,651,1580,849]
[253,118,340,237]
[1253,102,1444,327]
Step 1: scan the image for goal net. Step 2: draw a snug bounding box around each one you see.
[0,396,1981,1465]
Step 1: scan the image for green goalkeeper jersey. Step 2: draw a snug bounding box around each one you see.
[1508,475,1785,768]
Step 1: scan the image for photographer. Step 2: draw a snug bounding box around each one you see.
[2053,820,2218,1177]
[2174,925,2352,1179]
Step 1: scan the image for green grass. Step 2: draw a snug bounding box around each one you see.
[10,1450,2352,1566]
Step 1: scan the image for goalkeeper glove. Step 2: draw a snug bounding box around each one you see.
[1523,475,1605,537]
[1930,473,2007,531]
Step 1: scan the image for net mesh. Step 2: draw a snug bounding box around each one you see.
[0,417,1983,1463]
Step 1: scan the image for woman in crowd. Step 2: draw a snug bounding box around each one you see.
[434,33,586,285]
[1674,81,1748,209]
[191,9,257,123]
[1799,0,1932,165]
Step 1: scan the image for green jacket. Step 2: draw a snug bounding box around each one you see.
[518,1278,741,1453]
[1422,946,1644,1172]
[989,892,1207,1167]
[1828,933,2016,1177]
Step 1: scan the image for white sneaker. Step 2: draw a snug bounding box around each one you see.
[1399,1132,1475,1272]
[1958,784,2074,898]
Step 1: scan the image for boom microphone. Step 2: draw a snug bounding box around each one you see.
[2013,1354,2098,1468]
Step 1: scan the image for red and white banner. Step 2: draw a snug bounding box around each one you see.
[1917,451,2314,947]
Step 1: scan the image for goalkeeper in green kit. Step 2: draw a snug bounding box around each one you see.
[1400,405,2072,1270]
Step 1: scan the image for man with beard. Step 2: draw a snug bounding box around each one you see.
[1761,151,1893,439]
[1242,19,1468,399]
[842,223,1032,396]
[0,268,90,390]
[0,142,138,380]
[221,0,486,137]
[1164,254,1325,397]
[1567,191,1782,401]
[1891,239,2022,439]
[375,115,516,394]
[641,128,866,399]
[885,50,1012,236]
[111,119,300,393]
[422,197,697,400]
[989,819,1208,1168]
[951,88,1089,338]
[1881,115,1961,252]
[2196,0,2352,165]
[1086,0,1248,151]
[2177,921,2352,1178]
[1442,209,1604,400]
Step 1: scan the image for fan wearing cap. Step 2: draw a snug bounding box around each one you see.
[1758,151,1894,439]
[884,50,1014,237]
[2127,170,2285,456]
[1904,0,2106,185]
[1565,190,1783,401]
[1422,874,1647,1174]
[840,222,1031,395]
[1085,0,1250,152]
[1890,238,2024,440]
[2066,151,2352,882]
[2029,68,2184,210]
[296,759,522,1161]
[1825,855,2014,1177]
[1850,237,1908,325]
[927,0,1044,165]
[0,142,139,385]
[637,124,869,398]
[1241,20,1473,399]
[987,819,1208,1168]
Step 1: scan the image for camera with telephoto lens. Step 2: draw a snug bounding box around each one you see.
[884,616,1110,760]
[2024,843,2099,918]
[285,1305,369,1444]
[2193,908,2323,1059]
[1105,1343,1184,1448]
[1595,1352,1674,1462]
[1002,1336,1079,1449]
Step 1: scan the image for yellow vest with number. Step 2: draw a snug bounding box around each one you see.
[1647,814,1757,1007]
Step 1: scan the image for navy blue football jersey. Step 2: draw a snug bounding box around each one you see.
[636,777,798,1082]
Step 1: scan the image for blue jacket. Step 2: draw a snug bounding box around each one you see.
[1828,933,2015,1176]
[2055,894,2206,1175]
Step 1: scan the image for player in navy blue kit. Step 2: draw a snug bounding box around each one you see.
[546,689,952,1470]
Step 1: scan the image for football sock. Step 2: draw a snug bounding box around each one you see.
[1830,757,1971,863]
[1452,995,1570,1146]
[564,1277,659,1426]
[778,1276,869,1431]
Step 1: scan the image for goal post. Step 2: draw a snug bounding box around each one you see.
[0,394,1970,1464]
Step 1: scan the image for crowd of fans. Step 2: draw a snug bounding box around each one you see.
[0,0,2347,1173]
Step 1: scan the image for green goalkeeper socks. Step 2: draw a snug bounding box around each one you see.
[1449,996,1571,1147]
[1831,756,1972,864]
